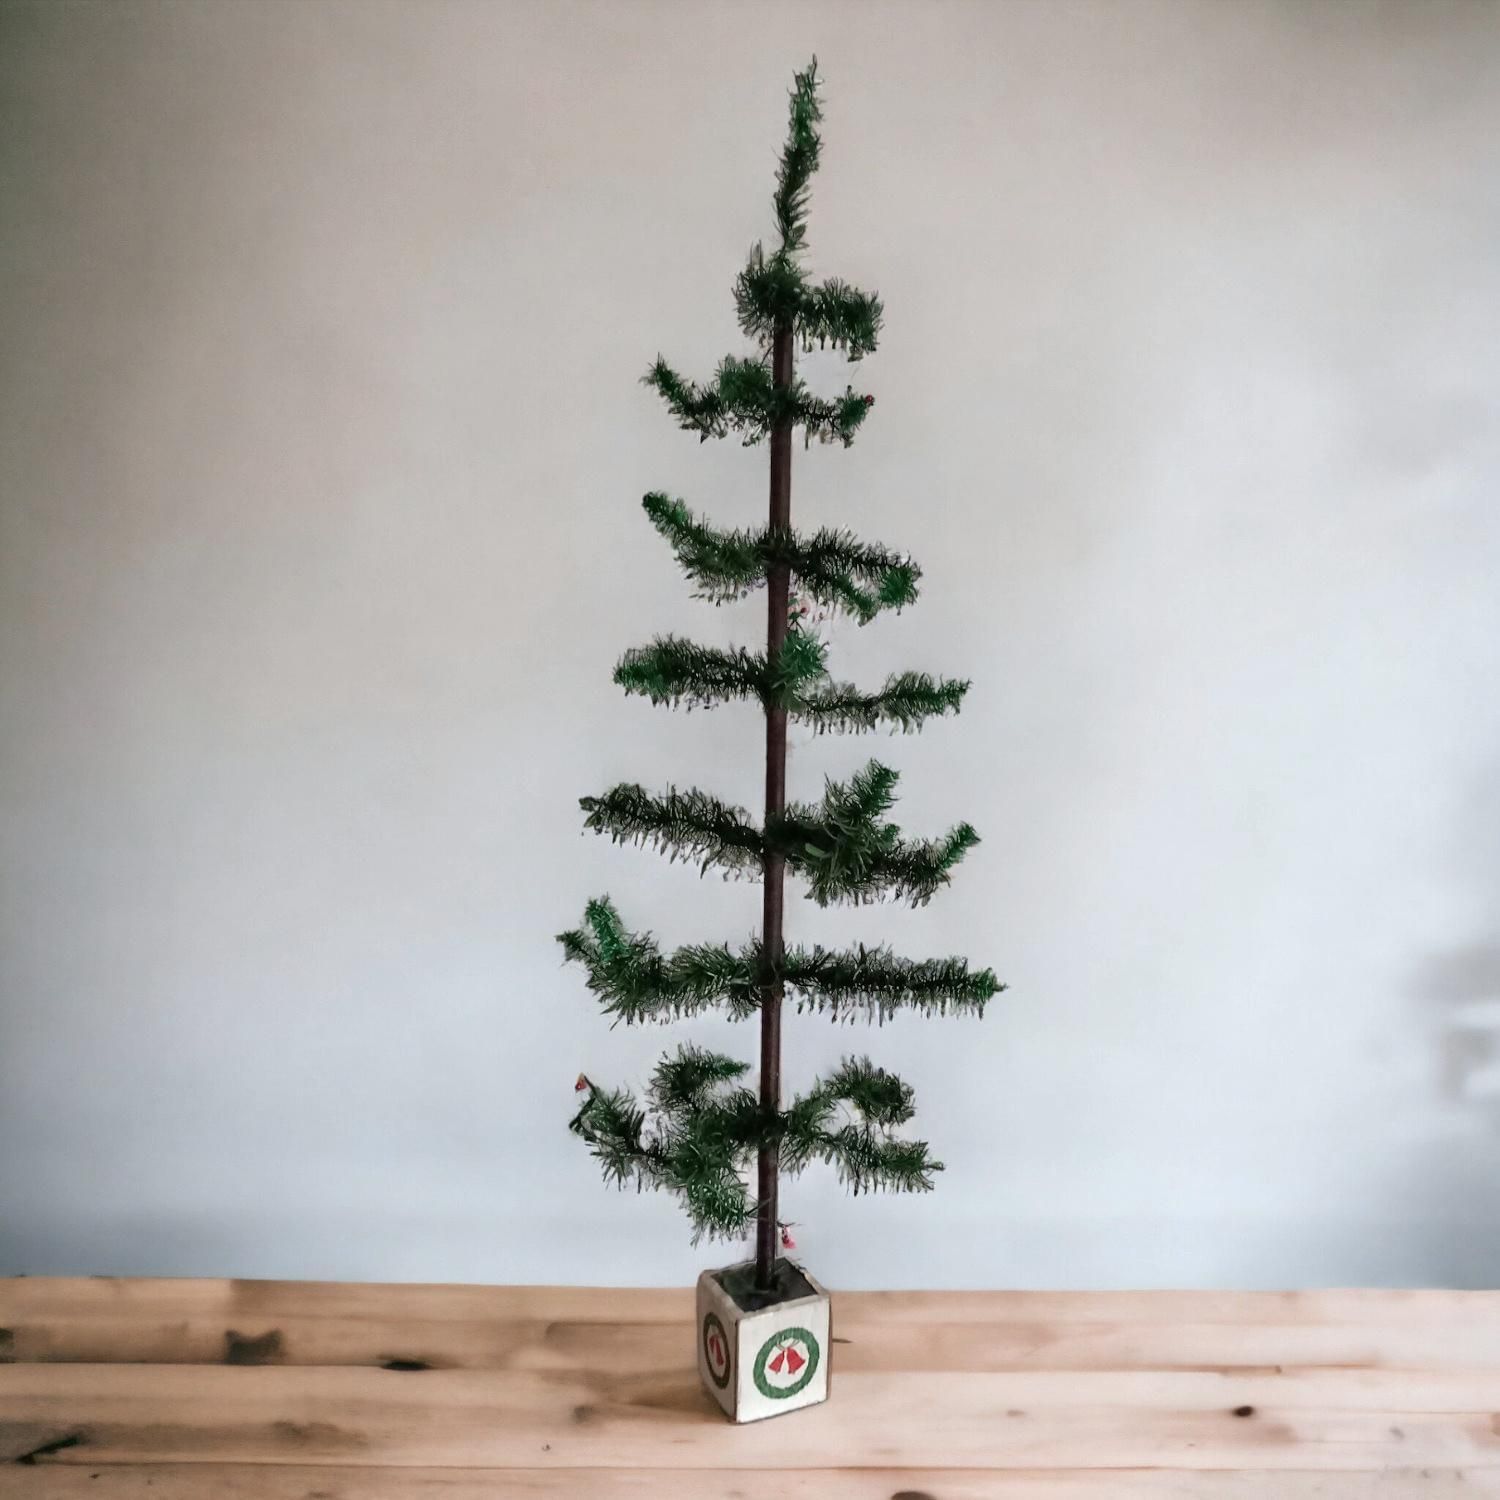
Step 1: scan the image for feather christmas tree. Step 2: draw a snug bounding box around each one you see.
[561,59,1000,1416]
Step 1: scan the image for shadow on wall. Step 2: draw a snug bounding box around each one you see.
[1419,942,1500,1131]
[1395,765,1500,1286]
[1412,765,1500,1136]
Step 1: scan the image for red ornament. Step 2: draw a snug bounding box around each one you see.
[574,1073,591,1093]
[863,394,875,407]
[780,1225,797,1250]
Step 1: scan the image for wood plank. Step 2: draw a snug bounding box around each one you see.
[3,1363,1498,1471]
[6,1280,1498,1375]
[14,1311,1500,1375]
[7,1279,1490,1326]
[0,1280,690,1325]
[9,1465,1500,1498]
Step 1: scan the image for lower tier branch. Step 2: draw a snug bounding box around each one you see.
[569,1045,942,1244]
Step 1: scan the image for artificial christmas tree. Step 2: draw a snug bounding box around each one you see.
[562,59,1001,1421]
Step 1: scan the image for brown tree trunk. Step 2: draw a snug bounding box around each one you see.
[755,323,795,1293]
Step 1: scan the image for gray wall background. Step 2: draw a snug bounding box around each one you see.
[4,0,1500,1289]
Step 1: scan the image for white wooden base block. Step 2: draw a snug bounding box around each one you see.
[696,1258,831,1423]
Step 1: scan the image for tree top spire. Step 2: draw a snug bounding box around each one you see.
[775,57,823,258]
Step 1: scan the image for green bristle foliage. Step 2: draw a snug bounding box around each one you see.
[815,1055,915,1126]
[735,242,808,344]
[799,384,874,449]
[774,526,917,621]
[558,897,762,1022]
[795,673,970,734]
[671,942,764,1021]
[651,1044,751,1112]
[827,757,897,821]
[646,359,871,449]
[675,1170,759,1244]
[778,1057,940,1192]
[614,637,764,709]
[766,625,829,705]
[572,1047,937,1241]
[579,784,763,876]
[613,627,827,713]
[614,620,963,735]
[641,492,768,601]
[643,355,776,445]
[562,900,998,1027]
[643,492,920,625]
[737,255,882,363]
[798,278,884,361]
[769,760,980,906]
[782,944,1002,1023]
[569,1083,656,1189]
[570,1046,762,1242]
[774,59,822,256]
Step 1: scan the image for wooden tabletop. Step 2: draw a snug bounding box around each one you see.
[2,1279,1498,1496]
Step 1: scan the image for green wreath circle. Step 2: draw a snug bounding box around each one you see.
[752,1325,821,1400]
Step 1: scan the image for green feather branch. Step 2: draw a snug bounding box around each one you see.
[642,492,765,600]
[560,898,1001,1026]
[613,637,768,710]
[800,384,875,448]
[769,760,980,906]
[642,355,780,445]
[579,783,763,876]
[568,1083,657,1189]
[794,672,970,734]
[642,492,919,624]
[782,944,1002,1022]
[769,523,917,620]
[779,1057,941,1192]
[796,277,884,361]
[570,1045,761,1242]
[802,1055,916,1127]
[736,249,884,361]
[799,1126,940,1195]
[580,761,977,907]
[571,1045,937,1240]
[614,628,966,732]
[557,896,763,1022]
[645,357,872,448]
[612,628,831,711]
[651,1044,753,1113]
[734,243,809,343]
[768,626,831,705]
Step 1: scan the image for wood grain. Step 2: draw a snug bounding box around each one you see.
[2,1279,1497,1495]
[9,1467,1500,1498]
[5,1281,1494,1373]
